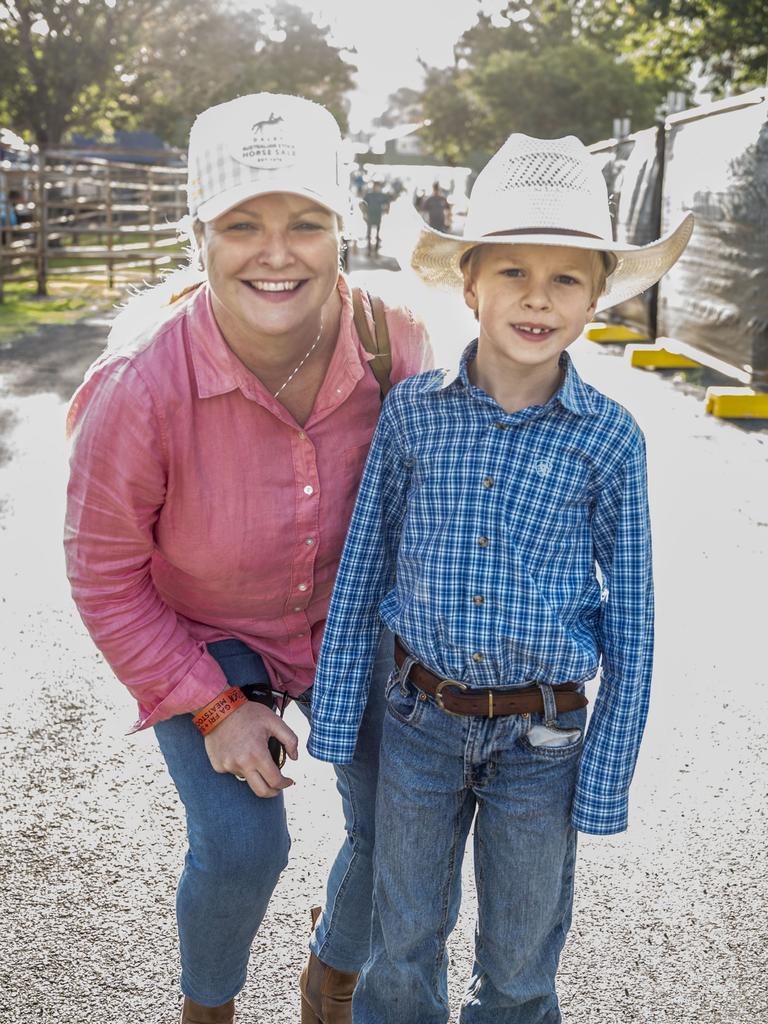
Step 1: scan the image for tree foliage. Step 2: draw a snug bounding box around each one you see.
[373,87,424,129]
[418,0,666,167]
[125,1,355,147]
[0,0,356,145]
[579,1,768,96]
[0,0,174,143]
[410,0,767,169]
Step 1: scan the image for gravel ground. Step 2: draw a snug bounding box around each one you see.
[0,286,766,1024]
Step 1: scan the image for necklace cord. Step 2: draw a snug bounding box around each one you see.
[273,317,324,399]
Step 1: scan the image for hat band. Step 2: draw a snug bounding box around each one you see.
[482,227,606,241]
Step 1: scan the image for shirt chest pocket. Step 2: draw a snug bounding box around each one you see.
[508,473,593,560]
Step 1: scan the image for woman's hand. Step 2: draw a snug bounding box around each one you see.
[204,701,300,797]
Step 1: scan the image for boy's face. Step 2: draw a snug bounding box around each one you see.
[463,244,598,374]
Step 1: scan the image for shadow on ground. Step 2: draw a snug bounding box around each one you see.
[0,316,112,402]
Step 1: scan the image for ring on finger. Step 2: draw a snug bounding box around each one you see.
[234,774,246,783]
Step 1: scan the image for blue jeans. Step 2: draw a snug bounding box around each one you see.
[353,670,586,1024]
[154,632,391,1006]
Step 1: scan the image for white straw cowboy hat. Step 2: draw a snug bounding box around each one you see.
[187,93,349,222]
[410,133,693,313]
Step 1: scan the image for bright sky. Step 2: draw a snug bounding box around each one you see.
[256,0,507,131]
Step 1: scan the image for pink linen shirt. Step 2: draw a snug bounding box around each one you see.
[65,278,431,730]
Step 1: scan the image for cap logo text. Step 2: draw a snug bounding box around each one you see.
[231,112,297,169]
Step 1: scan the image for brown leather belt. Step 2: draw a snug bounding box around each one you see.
[394,639,588,718]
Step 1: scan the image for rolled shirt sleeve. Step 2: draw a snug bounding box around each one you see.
[65,359,228,729]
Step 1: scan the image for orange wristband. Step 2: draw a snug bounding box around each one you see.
[192,686,248,736]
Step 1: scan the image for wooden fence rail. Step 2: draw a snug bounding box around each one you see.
[0,149,188,301]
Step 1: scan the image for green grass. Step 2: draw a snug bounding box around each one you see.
[0,279,120,343]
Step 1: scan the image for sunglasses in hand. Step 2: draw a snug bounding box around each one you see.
[239,683,287,769]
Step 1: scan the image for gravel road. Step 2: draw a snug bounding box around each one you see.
[0,291,765,1024]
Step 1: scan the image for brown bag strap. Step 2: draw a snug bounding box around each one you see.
[351,286,393,398]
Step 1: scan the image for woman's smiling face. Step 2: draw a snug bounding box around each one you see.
[200,192,341,344]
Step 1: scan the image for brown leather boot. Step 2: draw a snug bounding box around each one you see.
[298,907,358,1024]
[179,996,235,1024]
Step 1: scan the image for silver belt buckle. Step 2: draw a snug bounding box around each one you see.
[434,677,468,715]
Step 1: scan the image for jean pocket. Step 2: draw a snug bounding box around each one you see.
[521,723,584,757]
[206,640,268,687]
[385,676,426,727]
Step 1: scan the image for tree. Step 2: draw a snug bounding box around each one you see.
[416,1,665,167]
[579,1,768,96]
[373,87,424,130]
[241,1,355,134]
[114,5,268,147]
[418,66,495,168]
[0,0,191,143]
[0,0,356,146]
[474,43,661,144]
[403,0,767,170]
[455,0,578,65]
[127,2,356,147]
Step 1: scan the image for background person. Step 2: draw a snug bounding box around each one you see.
[361,179,390,255]
[65,92,431,1024]
[422,181,451,232]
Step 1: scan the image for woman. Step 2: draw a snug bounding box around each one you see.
[65,93,431,1024]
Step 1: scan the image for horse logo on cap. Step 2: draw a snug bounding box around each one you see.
[233,110,296,169]
[252,113,284,137]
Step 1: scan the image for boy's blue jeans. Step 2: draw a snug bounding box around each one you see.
[353,669,587,1024]
[154,632,392,1006]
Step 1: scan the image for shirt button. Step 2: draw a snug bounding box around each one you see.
[297,583,308,592]
[298,431,306,440]
[472,652,484,663]
[293,606,302,612]
[478,536,489,547]
[482,476,494,488]
[472,595,485,605]
[304,537,315,546]
[303,485,314,496]
[296,632,306,638]
[494,422,508,430]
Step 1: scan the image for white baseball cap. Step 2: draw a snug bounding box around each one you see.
[187,93,349,222]
[410,133,693,313]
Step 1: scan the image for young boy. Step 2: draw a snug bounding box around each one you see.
[309,134,693,1023]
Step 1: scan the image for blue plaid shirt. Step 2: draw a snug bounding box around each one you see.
[309,343,653,835]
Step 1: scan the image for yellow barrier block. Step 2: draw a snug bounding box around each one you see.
[705,387,768,419]
[584,322,649,344]
[629,347,700,370]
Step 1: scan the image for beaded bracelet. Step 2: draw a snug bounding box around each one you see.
[192,686,248,736]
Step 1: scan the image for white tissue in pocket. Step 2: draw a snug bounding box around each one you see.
[527,724,581,748]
